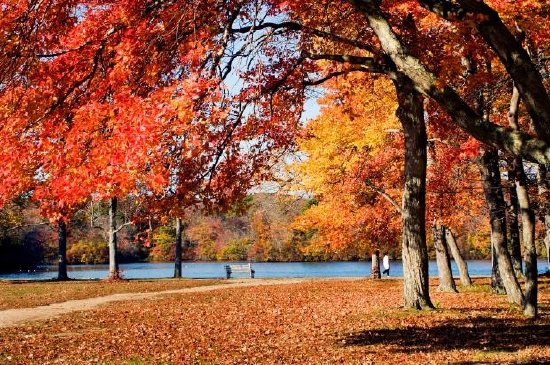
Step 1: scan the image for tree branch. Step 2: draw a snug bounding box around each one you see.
[113,221,133,234]
[416,0,550,144]
[6,222,50,232]
[232,21,378,54]
[347,0,550,165]
[365,179,403,214]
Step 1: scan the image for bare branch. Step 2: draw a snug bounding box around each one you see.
[6,222,50,232]
[113,221,133,234]
[365,179,402,214]
[232,21,377,53]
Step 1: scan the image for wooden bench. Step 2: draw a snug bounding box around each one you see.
[224,263,255,279]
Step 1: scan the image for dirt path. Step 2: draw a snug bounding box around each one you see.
[0,278,310,328]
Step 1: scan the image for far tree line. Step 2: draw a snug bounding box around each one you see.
[1,188,548,274]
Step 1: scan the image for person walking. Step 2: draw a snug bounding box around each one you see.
[382,253,390,277]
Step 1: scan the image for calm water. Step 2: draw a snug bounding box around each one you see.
[1,259,548,280]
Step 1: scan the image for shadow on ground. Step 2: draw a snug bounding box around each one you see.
[341,316,550,354]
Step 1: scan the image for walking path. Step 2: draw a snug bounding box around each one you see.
[0,278,310,328]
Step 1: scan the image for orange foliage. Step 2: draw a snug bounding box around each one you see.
[292,74,402,257]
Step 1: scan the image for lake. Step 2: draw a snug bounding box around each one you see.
[1,259,548,280]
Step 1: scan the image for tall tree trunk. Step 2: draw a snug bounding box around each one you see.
[433,224,457,292]
[174,217,183,278]
[508,84,537,318]
[57,220,68,281]
[491,244,505,294]
[90,201,94,229]
[108,197,120,280]
[444,227,472,287]
[479,148,524,305]
[506,162,523,276]
[371,249,381,279]
[393,74,434,310]
[538,165,550,272]
[513,158,538,318]
[507,85,523,277]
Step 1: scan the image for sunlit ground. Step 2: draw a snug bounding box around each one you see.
[0,277,548,364]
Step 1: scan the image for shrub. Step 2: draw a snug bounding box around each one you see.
[217,237,253,261]
[67,240,108,264]
[148,226,175,262]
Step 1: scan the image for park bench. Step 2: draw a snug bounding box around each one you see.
[224,263,255,279]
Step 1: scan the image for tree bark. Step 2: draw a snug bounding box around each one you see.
[444,227,472,287]
[108,197,120,280]
[479,148,524,305]
[507,84,537,317]
[514,158,538,318]
[538,165,550,272]
[491,243,505,294]
[371,249,381,279]
[348,0,550,164]
[57,220,69,281]
[507,86,524,276]
[174,217,183,278]
[392,74,434,309]
[506,162,523,276]
[433,224,457,292]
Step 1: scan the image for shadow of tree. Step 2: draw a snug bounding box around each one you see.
[341,317,550,354]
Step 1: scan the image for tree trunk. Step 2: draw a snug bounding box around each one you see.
[479,148,524,305]
[433,224,457,292]
[57,220,68,281]
[491,243,505,294]
[108,197,120,280]
[545,218,550,271]
[444,227,472,287]
[393,74,434,310]
[90,201,94,229]
[506,162,523,276]
[507,85,523,277]
[174,217,183,278]
[371,249,381,279]
[538,165,550,272]
[513,159,538,318]
[507,84,537,317]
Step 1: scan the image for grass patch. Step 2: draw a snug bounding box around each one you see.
[458,284,492,293]
[0,278,221,309]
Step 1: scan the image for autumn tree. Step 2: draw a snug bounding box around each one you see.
[292,75,402,261]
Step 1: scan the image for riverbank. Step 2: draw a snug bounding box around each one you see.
[0,277,549,364]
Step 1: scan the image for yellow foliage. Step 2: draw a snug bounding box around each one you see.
[291,74,402,256]
[293,75,399,196]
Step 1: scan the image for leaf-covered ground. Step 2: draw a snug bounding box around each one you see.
[0,279,221,310]
[0,277,549,364]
